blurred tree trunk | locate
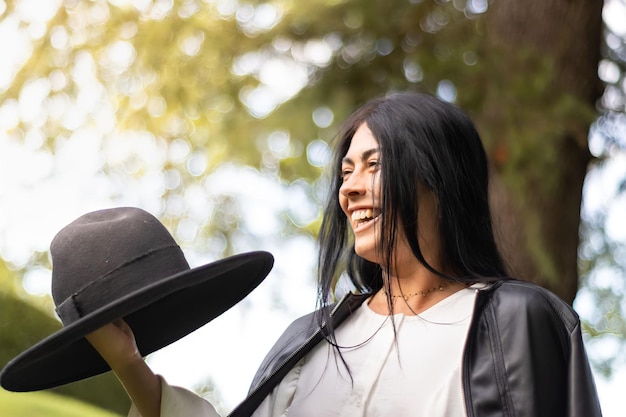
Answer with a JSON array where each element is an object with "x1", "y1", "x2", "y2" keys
[{"x1": 479, "y1": 0, "x2": 604, "y2": 304}]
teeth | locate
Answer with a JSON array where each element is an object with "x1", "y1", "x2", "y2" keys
[{"x1": 351, "y1": 209, "x2": 374, "y2": 221}]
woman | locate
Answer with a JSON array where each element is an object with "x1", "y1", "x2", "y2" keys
[{"x1": 88, "y1": 92, "x2": 602, "y2": 417}]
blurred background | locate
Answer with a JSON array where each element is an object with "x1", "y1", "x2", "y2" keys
[{"x1": 0, "y1": 0, "x2": 624, "y2": 416}]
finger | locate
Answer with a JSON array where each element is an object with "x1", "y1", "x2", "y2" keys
[{"x1": 111, "y1": 318, "x2": 137, "y2": 342}]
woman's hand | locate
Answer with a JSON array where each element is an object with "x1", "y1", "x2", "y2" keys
[
  {"x1": 86, "y1": 319, "x2": 142, "y2": 372},
  {"x1": 86, "y1": 320, "x2": 162, "y2": 417}
]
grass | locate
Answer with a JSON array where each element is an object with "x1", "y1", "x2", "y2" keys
[{"x1": 0, "y1": 388, "x2": 123, "y2": 417}]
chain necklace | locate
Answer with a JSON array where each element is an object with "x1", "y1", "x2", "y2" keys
[{"x1": 382, "y1": 282, "x2": 449, "y2": 301}]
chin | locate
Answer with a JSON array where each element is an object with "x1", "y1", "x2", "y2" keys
[{"x1": 354, "y1": 246, "x2": 380, "y2": 264}]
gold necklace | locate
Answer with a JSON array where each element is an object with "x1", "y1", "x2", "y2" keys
[{"x1": 382, "y1": 282, "x2": 449, "y2": 301}]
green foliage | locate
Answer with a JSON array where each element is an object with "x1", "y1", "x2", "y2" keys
[
  {"x1": 0, "y1": 260, "x2": 22, "y2": 296},
  {"x1": 0, "y1": 290, "x2": 130, "y2": 415},
  {"x1": 1, "y1": 0, "x2": 451, "y2": 255},
  {"x1": 0, "y1": 291, "x2": 60, "y2": 366},
  {"x1": 1, "y1": 0, "x2": 486, "y2": 176},
  {"x1": 577, "y1": 176, "x2": 626, "y2": 376},
  {"x1": 0, "y1": 388, "x2": 122, "y2": 417}
]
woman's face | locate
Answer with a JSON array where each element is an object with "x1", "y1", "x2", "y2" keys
[
  {"x1": 339, "y1": 123, "x2": 382, "y2": 262},
  {"x1": 339, "y1": 122, "x2": 442, "y2": 271}
]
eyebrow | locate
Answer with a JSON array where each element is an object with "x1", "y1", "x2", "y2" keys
[{"x1": 341, "y1": 147, "x2": 380, "y2": 165}]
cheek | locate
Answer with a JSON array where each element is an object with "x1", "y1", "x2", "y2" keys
[{"x1": 370, "y1": 172, "x2": 382, "y2": 198}]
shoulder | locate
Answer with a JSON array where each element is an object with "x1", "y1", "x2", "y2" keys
[
  {"x1": 277, "y1": 293, "x2": 368, "y2": 340},
  {"x1": 268, "y1": 310, "x2": 319, "y2": 356},
  {"x1": 478, "y1": 279, "x2": 580, "y2": 332}
]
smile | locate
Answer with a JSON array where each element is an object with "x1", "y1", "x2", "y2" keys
[{"x1": 351, "y1": 208, "x2": 381, "y2": 230}]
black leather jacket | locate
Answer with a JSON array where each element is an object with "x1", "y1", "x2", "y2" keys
[{"x1": 229, "y1": 280, "x2": 602, "y2": 417}]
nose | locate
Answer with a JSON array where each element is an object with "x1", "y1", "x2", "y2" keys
[{"x1": 339, "y1": 171, "x2": 367, "y2": 198}]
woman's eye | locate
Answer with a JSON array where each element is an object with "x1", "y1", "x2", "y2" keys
[
  {"x1": 368, "y1": 160, "x2": 380, "y2": 168},
  {"x1": 340, "y1": 169, "x2": 352, "y2": 180}
]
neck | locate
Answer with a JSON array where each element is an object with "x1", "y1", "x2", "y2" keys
[
  {"x1": 369, "y1": 270, "x2": 466, "y2": 316},
  {"x1": 382, "y1": 280, "x2": 449, "y2": 300},
  {"x1": 385, "y1": 259, "x2": 449, "y2": 293}
]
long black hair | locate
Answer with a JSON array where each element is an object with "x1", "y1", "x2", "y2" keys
[{"x1": 317, "y1": 91, "x2": 508, "y2": 326}]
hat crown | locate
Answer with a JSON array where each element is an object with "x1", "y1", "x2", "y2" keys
[{"x1": 50, "y1": 207, "x2": 189, "y2": 324}]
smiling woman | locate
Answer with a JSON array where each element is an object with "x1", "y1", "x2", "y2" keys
[{"x1": 2, "y1": 91, "x2": 603, "y2": 417}]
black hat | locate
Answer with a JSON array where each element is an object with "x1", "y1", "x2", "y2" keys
[{"x1": 0, "y1": 207, "x2": 274, "y2": 392}]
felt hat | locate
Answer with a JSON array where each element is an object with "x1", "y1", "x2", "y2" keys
[{"x1": 0, "y1": 207, "x2": 274, "y2": 392}]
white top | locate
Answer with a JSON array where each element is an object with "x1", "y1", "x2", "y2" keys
[
  {"x1": 129, "y1": 287, "x2": 478, "y2": 417},
  {"x1": 286, "y1": 287, "x2": 476, "y2": 417}
]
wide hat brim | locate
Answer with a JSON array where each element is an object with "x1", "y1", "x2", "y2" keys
[{"x1": 0, "y1": 251, "x2": 274, "y2": 392}]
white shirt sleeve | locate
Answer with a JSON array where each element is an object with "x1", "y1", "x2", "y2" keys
[
  {"x1": 126, "y1": 361, "x2": 305, "y2": 417},
  {"x1": 127, "y1": 376, "x2": 221, "y2": 417}
]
